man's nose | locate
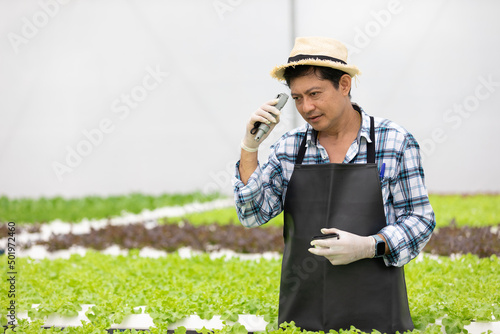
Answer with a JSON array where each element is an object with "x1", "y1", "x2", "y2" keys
[{"x1": 303, "y1": 97, "x2": 316, "y2": 113}]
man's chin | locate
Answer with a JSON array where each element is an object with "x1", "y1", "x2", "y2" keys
[{"x1": 308, "y1": 122, "x2": 325, "y2": 132}]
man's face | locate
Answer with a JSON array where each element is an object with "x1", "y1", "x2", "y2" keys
[{"x1": 290, "y1": 72, "x2": 350, "y2": 133}]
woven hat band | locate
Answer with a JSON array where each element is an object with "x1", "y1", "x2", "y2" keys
[{"x1": 287, "y1": 54, "x2": 347, "y2": 65}]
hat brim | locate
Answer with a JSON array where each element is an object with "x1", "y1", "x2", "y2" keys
[{"x1": 270, "y1": 58, "x2": 361, "y2": 82}]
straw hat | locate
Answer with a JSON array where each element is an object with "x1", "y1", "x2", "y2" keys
[{"x1": 270, "y1": 36, "x2": 361, "y2": 82}]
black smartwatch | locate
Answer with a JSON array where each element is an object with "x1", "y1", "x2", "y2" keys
[{"x1": 373, "y1": 235, "x2": 386, "y2": 258}]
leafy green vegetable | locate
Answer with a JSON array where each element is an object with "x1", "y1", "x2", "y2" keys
[
  {"x1": 163, "y1": 208, "x2": 284, "y2": 228},
  {"x1": 429, "y1": 194, "x2": 500, "y2": 227},
  {"x1": 423, "y1": 222, "x2": 500, "y2": 257},
  {"x1": 35, "y1": 221, "x2": 284, "y2": 254},
  {"x1": 0, "y1": 192, "x2": 222, "y2": 224},
  {"x1": 2, "y1": 251, "x2": 499, "y2": 333}
]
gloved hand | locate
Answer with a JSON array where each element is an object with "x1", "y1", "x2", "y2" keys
[
  {"x1": 308, "y1": 228, "x2": 376, "y2": 265},
  {"x1": 241, "y1": 98, "x2": 282, "y2": 152}
]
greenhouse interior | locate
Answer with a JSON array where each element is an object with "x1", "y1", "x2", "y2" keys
[{"x1": 1, "y1": 1, "x2": 499, "y2": 334}]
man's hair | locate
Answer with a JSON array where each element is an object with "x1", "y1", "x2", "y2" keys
[{"x1": 283, "y1": 65, "x2": 351, "y2": 98}]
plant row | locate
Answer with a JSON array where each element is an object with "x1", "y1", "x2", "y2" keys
[
  {"x1": 425, "y1": 221, "x2": 500, "y2": 258},
  {"x1": 23, "y1": 220, "x2": 500, "y2": 258},
  {"x1": 1, "y1": 251, "x2": 499, "y2": 334},
  {"x1": 33, "y1": 221, "x2": 283, "y2": 254},
  {"x1": 0, "y1": 192, "x2": 222, "y2": 224},
  {"x1": 1, "y1": 193, "x2": 499, "y2": 227}
]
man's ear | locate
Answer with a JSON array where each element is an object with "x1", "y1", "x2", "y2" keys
[{"x1": 339, "y1": 74, "x2": 352, "y2": 97}]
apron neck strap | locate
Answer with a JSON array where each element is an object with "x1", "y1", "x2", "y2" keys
[
  {"x1": 367, "y1": 116, "x2": 375, "y2": 164},
  {"x1": 296, "y1": 116, "x2": 376, "y2": 165}
]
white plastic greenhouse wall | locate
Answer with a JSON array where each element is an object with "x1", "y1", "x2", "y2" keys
[{"x1": 1, "y1": 0, "x2": 499, "y2": 198}]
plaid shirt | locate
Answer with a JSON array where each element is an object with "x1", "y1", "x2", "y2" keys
[{"x1": 233, "y1": 106, "x2": 436, "y2": 267}]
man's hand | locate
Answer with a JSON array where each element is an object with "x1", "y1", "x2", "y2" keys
[
  {"x1": 241, "y1": 98, "x2": 282, "y2": 152},
  {"x1": 308, "y1": 228, "x2": 376, "y2": 265}
]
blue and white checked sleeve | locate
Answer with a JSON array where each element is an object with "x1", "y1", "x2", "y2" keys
[
  {"x1": 232, "y1": 147, "x2": 287, "y2": 228},
  {"x1": 232, "y1": 127, "x2": 309, "y2": 228},
  {"x1": 378, "y1": 132, "x2": 436, "y2": 267}
]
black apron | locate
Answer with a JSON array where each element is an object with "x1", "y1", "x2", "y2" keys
[{"x1": 278, "y1": 116, "x2": 414, "y2": 334}]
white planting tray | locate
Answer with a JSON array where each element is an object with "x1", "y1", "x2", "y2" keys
[{"x1": 15, "y1": 304, "x2": 500, "y2": 333}]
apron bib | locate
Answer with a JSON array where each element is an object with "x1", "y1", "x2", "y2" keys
[{"x1": 278, "y1": 116, "x2": 414, "y2": 334}]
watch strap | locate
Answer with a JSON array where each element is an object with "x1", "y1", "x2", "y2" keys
[{"x1": 373, "y1": 234, "x2": 385, "y2": 258}]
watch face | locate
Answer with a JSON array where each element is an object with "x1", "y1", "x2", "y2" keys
[{"x1": 376, "y1": 241, "x2": 386, "y2": 257}]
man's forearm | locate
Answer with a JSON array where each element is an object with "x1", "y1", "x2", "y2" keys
[{"x1": 239, "y1": 149, "x2": 258, "y2": 185}]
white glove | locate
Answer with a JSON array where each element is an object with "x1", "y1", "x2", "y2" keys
[
  {"x1": 308, "y1": 228, "x2": 376, "y2": 265},
  {"x1": 241, "y1": 98, "x2": 281, "y2": 152}
]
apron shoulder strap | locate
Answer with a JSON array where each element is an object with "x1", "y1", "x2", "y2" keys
[
  {"x1": 295, "y1": 116, "x2": 376, "y2": 165},
  {"x1": 367, "y1": 116, "x2": 375, "y2": 164},
  {"x1": 296, "y1": 130, "x2": 309, "y2": 165}
]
